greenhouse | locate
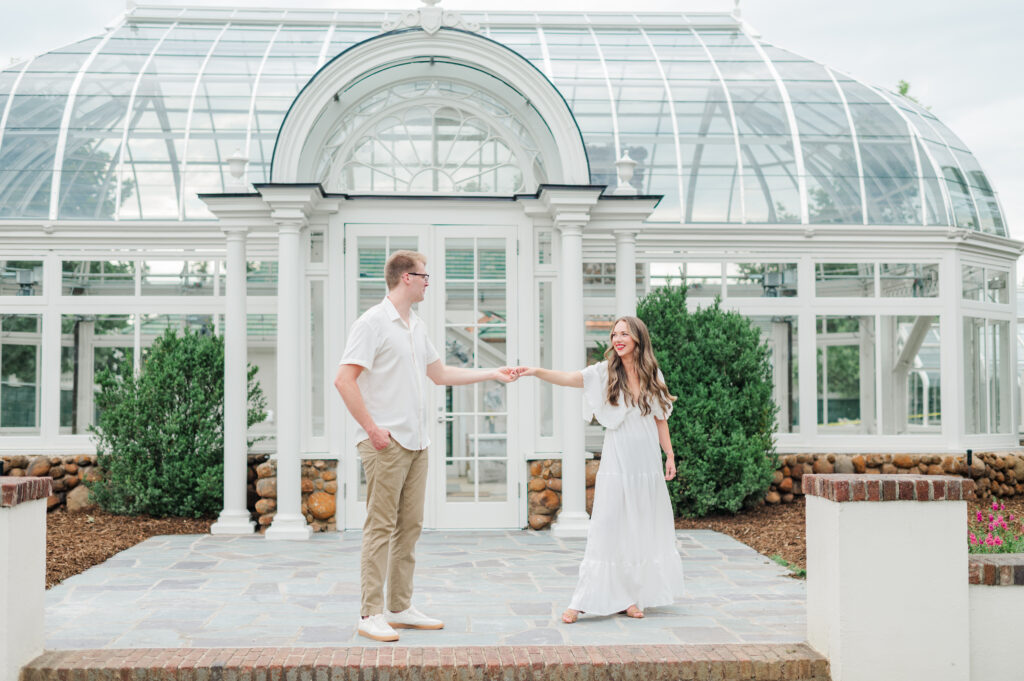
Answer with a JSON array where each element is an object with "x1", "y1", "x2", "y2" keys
[{"x1": 0, "y1": 2, "x2": 1018, "y2": 533}]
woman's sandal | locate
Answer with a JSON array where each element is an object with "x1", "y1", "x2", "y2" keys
[
  {"x1": 562, "y1": 608, "x2": 582, "y2": 624},
  {"x1": 620, "y1": 605, "x2": 644, "y2": 619}
]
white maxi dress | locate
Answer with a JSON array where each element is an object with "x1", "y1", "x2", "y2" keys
[{"x1": 567, "y1": 361, "x2": 686, "y2": 616}]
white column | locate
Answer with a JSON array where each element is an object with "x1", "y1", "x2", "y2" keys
[
  {"x1": 266, "y1": 220, "x2": 311, "y2": 540},
  {"x1": 1, "y1": 479, "x2": 50, "y2": 681},
  {"x1": 551, "y1": 222, "x2": 590, "y2": 538},
  {"x1": 211, "y1": 227, "x2": 255, "y2": 535},
  {"x1": 614, "y1": 230, "x2": 637, "y2": 317},
  {"x1": 806, "y1": 474, "x2": 969, "y2": 681}
]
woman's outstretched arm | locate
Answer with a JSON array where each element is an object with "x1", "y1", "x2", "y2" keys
[{"x1": 517, "y1": 366, "x2": 584, "y2": 388}]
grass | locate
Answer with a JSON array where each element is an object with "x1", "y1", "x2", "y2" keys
[{"x1": 769, "y1": 553, "x2": 807, "y2": 579}]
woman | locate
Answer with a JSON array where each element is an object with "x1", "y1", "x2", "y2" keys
[{"x1": 517, "y1": 316, "x2": 685, "y2": 623}]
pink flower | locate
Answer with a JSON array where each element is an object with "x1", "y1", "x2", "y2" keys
[
  {"x1": 977, "y1": 511, "x2": 984, "y2": 522},
  {"x1": 999, "y1": 503, "x2": 1005, "y2": 511},
  {"x1": 989, "y1": 514, "x2": 995, "y2": 522},
  {"x1": 992, "y1": 501, "x2": 999, "y2": 510},
  {"x1": 1010, "y1": 514, "x2": 1016, "y2": 522},
  {"x1": 970, "y1": 533, "x2": 978, "y2": 545},
  {"x1": 995, "y1": 536, "x2": 1004, "y2": 546}
]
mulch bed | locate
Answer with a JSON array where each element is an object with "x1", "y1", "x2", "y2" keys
[
  {"x1": 46, "y1": 508, "x2": 212, "y2": 589},
  {"x1": 45, "y1": 493, "x2": 1024, "y2": 588},
  {"x1": 676, "y1": 494, "x2": 1024, "y2": 574}
]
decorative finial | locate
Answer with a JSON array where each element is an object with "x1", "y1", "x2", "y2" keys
[
  {"x1": 614, "y1": 149, "x2": 638, "y2": 196},
  {"x1": 227, "y1": 149, "x2": 249, "y2": 192},
  {"x1": 382, "y1": 0, "x2": 479, "y2": 35}
]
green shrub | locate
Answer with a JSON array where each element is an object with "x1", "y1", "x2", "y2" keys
[
  {"x1": 638, "y1": 285, "x2": 777, "y2": 517},
  {"x1": 87, "y1": 328, "x2": 267, "y2": 517}
]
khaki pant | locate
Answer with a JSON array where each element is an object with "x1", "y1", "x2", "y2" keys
[{"x1": 357, "y1": 436, "x2": 428, "y2": 616}]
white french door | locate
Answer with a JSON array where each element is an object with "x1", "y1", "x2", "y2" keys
[{"x1": 340, "y1": 224, "x2": 520, "y2": 529}]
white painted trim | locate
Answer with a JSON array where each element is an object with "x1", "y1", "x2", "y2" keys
[
  {"x1": 825, "y1": 67, "x2": 869, "y2": 226},
  {"x1": 873, "y1": 87, "x2": 958, "y2": 229},
  {"x1": 748, "y1": 33, "x2": 808, "y2": 225},
  {"x1": 113, "y1": 23, "x2": 177, "y2": 222},
  {"x1": 535, "y1": 25, "x2": 553, "y2": 79},
  {"x1": 271, "y1": 30, "x2": 589, "y2": 185},
  {"x1": 637, "y1": 26, "x2": 685, "y2": 224},
  {"x1": 244, "y1": 24, "x2": 283, "y2": 161},
  {"x1": 690, "y1": 28, "x2": 746, "y2": 223},
  {"x1": 0, "y1": 59, "x2": 32, "y2": 162},
  {"x1": 585, "y1": 24, "x2": 621, "y2": 161},
  {"x1": 316, "y1": 19, "x2": 337, "y2": 69},
  {"x1": 177, "y1": 23, "x2": 232, "y2": 221},
  {"x1": 49, "y1": 28, "x2": 118, "y2": 221}
]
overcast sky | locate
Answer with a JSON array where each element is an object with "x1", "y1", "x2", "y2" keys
[{"x1": 2, "y1": 0, "x2": 1021, "y2": 238}]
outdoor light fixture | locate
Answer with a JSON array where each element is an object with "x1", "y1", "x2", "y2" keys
[
  {"x1": 16, "y1": 268, "x2": 36, "y2": 296},
  {"x1": 762, "y1": 271, "x2": 782, "y2": 297}
]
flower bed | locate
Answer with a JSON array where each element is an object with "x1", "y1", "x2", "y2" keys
[{"x1": 968, "y1": 499, "x2": 1024, "y2": 552}]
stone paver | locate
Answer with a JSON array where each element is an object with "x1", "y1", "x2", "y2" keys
[{"x1": 44, "y1": 530, "x2": 806, "y2": 648}]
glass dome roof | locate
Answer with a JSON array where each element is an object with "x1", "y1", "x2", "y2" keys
[{"x1": 0, "y1": 6, "x2": 1005, "y2": 234}]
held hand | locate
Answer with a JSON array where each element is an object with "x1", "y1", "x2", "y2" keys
[
  {"x1": 665, "y1": 457, "x2": 676, "y2": 481},
  {"x1": 515, "y1": 366, "x2": 538, "y2": 377},
  {"x1": 369, "y1": 425, "x2": 391, "y2": 451},
  {"x1": 494, "y1": 367, "x2": 519, "y2": 383}
]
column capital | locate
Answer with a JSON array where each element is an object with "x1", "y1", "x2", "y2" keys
[
  {"x1": 221, "y1": 225, "x2": 249, "y2": 240},
  {"x1": 274, "y1": 219, "x2": 306, "y2": 235},
  {"x1": 614, "y1": 228, "x2": 638, "y2": 242}
]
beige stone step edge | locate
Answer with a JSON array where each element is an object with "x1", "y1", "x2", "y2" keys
[{"x1": 22, "y1": 644, "x2": 829, "y2": 681}]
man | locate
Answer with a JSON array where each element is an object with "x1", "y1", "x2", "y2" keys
[{"x1": 334, "y1": 250, "x2": 516, "y2": 642}]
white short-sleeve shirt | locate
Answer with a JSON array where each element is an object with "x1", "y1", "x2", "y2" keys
[{"x1": 340, "y1": 297, "x2": 440, "y2": 450}]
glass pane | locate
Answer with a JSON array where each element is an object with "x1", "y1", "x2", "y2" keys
[
  {"x1": 62, "y1": 260, "x2": 135, "y2": 296},
  {"x1": 815, "y1": 263, "x2": 875, "y2": 297},
  {"x1": 817, "y1": 316, "x2": 876, "y2": 433},
  {"x1": 748, "y1": 316, "x2": 799, "y2": 433},
  {"x1": 309, "y1": 232, "x2": 324, "y2": 263},
  {"x1": 650, "y1": 262, "x2": 720, "y2": 296},
  {"x1": 310, "y1": 280, "x2": 325, "y2": 438},
  {"x1": 0, "y1": 261, "x2": 43, "y2": 296},
  {"x1": 141, "y1": 260, "x2": 216, "y2": 296},
  {"x1": 537, "y1": 281, "x2": 553, "y2": 437},
  {"x1": 963, "y1": 317, "x2": 987, "y2": 434},
  {"x1": 881, "y1": 316, "x2": 941, "y2": 433},
  {"x1": 446, "y1": 459, "x2": 475, "y2": 502},
  {"x1": 537, "y1": 230, "x2": 553, "y2": 265},
  {"x1": 478, "y1": 238, "x2": 506, "y2": 279},
  {"x1": 726, "y1": 263, "x2": 798, "y2": 298},
  {"x1": 879, "y1": 264, "x2": 939, "y2": 298},
  {"x1": 246, "y1": 261, "x2": 278, "y2": 296},
  {"x1": 986, "y1": 269, "x2": 1009, "y2": 305},
  {"x1": 357, "y1": 237, "x2": 386, "y2": 279},
  {"x1": 991, "y1": 320, "x2": 1010, "y2": 433},
  {"x1": 1, "y1": 314, "x2": 41, "y2": 431},
  {"x1": 961, "y1": 265, "x2": 984, "y2": 302},
  {"x1": 476, "y1": 460, "x2": 507, "y2": 502},
  {"x1": 446, "y1": 238, "x2": 474, "y2": 280}
]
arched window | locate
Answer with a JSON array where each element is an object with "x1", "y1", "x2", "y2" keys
[{"x1": 315, "y1": 79, "x2": 547, "y2": 194}]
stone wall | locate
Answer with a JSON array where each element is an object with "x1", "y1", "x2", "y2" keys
[
  {"x1": 524, "y1": 450, "x2": 1024, "y2": 528},
  {"x1": 767, "y1": 452, "x2": 1024, "y2": 504},
  {"x1": 0, "y1": 455, "x2": 101, "y2": 512},
  {"x1": 526, "y1": 457, "x2": 599, "y2": 530},
  {"x1": 248, "y1": 456, "x2": 338, "y2": 532}
]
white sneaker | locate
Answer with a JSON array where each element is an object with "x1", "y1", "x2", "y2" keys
[
  {"x1": 357, "y1": 613, "x2": 399, "y2": 642},
  {"x1": 387, "y1": 605, "x2": 444, "y2": 630}
]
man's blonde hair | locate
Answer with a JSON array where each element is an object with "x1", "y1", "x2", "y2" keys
[{"x1": 385, "y1": 250, "x2": 427, "y2": 290}]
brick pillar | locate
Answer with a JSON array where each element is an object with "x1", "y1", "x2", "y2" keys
[
  {"x1": 1, "y1": 477, "x2": 52, "y2": 681},
  {"x1": 804, "y1": 474, "x2": 971, "y2": 681}
]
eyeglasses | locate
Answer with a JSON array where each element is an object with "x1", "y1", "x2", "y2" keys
[{"x1": 407, "y1": 272, "x2": 430, "y2": 283}]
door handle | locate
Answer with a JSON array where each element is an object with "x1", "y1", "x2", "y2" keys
[{"x1": 437, "y1": 415, "x2": 455, "y2": 423}]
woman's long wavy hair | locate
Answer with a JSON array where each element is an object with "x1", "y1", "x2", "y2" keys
[{"x1": 604, "y1": 316, "x2": 676, "y2": 416}]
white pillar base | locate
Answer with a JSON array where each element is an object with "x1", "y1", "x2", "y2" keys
[
  {"x1": 264, "y1": 514, "x2": 312, "y2": 541},
  {"x1": 210, "y1": 510, "x2": 255, "y2": 535},
  {"x1": 1, "y1": 494, "x2": 47, "y2": 681},
  {"x1": 550, "y1": 510, "x2": 590, "y2": 538}
]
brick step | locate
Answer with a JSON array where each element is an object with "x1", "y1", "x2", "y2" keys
[{"x1": 23, "y1": 644, "x2": 829, "y2": 681}]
